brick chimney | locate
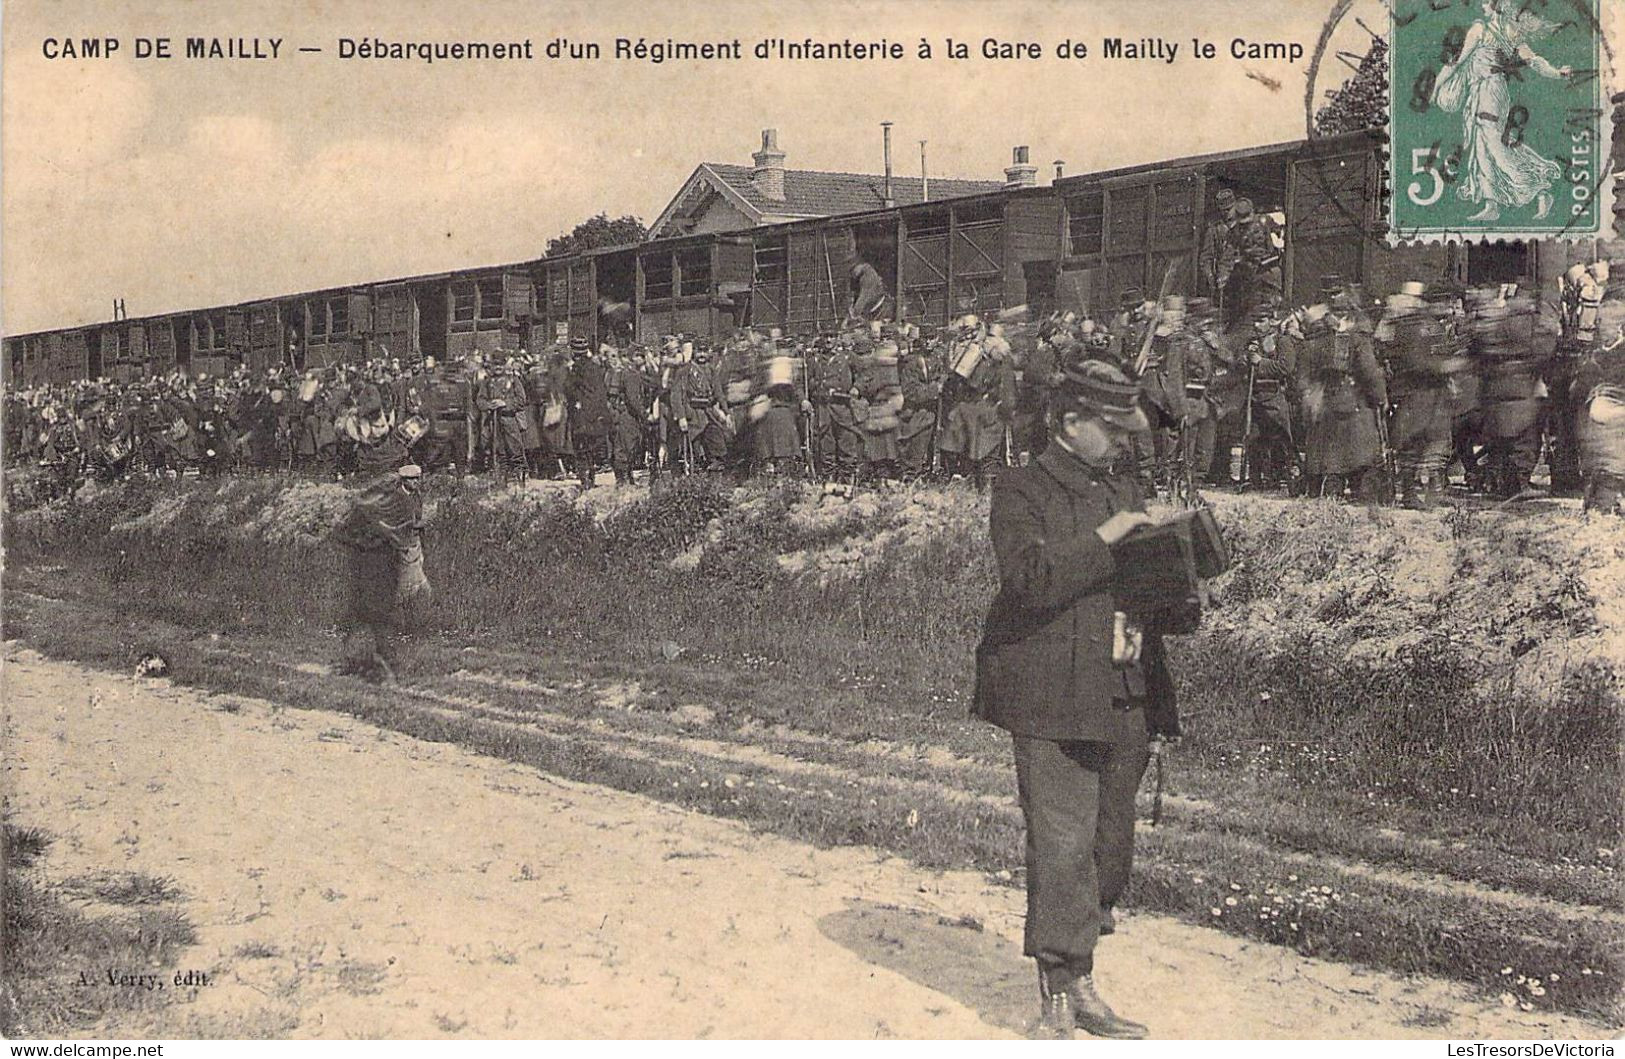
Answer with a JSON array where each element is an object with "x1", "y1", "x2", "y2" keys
[
  {"x1": 751, "y1": 129, "x2": 787, "y2": 202},
  {"x1": 1004, "y1": 146, "x2": 1038, "y2": 188}
]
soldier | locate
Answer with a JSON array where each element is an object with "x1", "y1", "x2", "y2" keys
[
  {"x1": 605, "y1": 346, "x2": 652, "y2": 485},
  {"x1": 974, "y1": 359, "x2": 1172, "y2": 1040},
  {"x1": 516, "y1": 351, "x2": 548, "y2": 477},
  {"x1": 850, "y1": 333, "x2": 902, "y2": 482},
  {"x1": 644, "y1": 339, "x2": 681, "y2": 484},
  {"x1": 718, "y1": 337, "x2": 758, "y2": 476},
  {"x1": 808, "y1": 337, "x2": 862, "y2": 481},
  {"x1": 1180, "y1": 299, "x2": 1224, "y2": 487},
  {"x1": 531, "y1": 346, "x2": 575, "y2": 478},
  {"x1": 1295, "y1": 282, "x2": 1387, "y2": 499},
  {"x1": 1549, "y1": 262, "x2": 1609, "y2": 495},
  {"x1": 1197, "y1": 187, "x2": 1239, "y2": 311},
  {"x1": 847, "y1": 259, "x2": 891, "y2": 325},
  {"x1": 1132, "y1": 296, "x2": 1190, "y2": 497},
  {"x1": 565, "y1": 338, "x2": 612, "y2": 488},
  {"x1": 1015, "y1": 327, "x2": 1061, "y2": 464},
  {"x1": 474, "y1": 353, "x2": 530, "y2": 482},
  {"x1": 1571, "y1": 281, "x2": 1625, "y2": 513},
  {"x1": 1470, "y1": 287, "x2": 1548, "y2": 499},
  {"x1": 1236, "y1": 306, "x2": 1298, "y2": 489},
  {"x1": 419, "y1": 357, "x2": 468, "y2": 475},
  {"x1": 752, "y1": 336, "x2": 805, "y2": 476},
  {"x1": 1107, "y1": 288, "x2": 1150, "y2": 370},
  {"x1": 1376, "y1": 282, "x2": 1470, "y2": 508},
  {"x1": 331, "y1": 463, "x2": 427, "y2": 683},
  {"x1": 40, "y1": 399, "x2": 85, "y2": 492},
  {"x1": 672, "y1": 342, "x2": 730, "y2": 472},
  {"x1": 898, "y1": 329, "x2": 944, "y2": 479},
  {"x1": 938, "y1": 315, "x2": 1016, "y2": 490},
  {"x1": 1223, "y1": 198, "x2": 1283, "y2": 329}
]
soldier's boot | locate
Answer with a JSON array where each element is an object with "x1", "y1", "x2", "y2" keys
[
  {"x1": 1073, "y1": 975, "x2": 1148, "y2": 1039},
  {"x1": 1490, "y1": 463, "x2": 1520, "y2": 500},
  {"x1": 1032, "y1": 966, "x2": 1076, "y2": 1041},
  {"x1": 1396, "y1": 463, "x2": 1421, "y2": 509},
  {"x1": 1584, "y1": 474, "x2": 1625, "y2": 514}
]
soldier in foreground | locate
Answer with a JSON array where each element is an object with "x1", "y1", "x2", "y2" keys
[
  {"x1": 331, "y1": 463, "x2": 428, "y2": 683},
  {"x1": 974, "y1": 360, "x2": 1178, "y2": 1040}
]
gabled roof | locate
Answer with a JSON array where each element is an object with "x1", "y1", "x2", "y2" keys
[
  {"x1": 650, "y1": 162, "x2": 1003, "y2": 236},
  {"x1": 707, "y1": 163, "x2": 1002, "y2": 215}
]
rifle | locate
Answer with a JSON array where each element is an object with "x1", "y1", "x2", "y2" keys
[
  {"x1": 929, "y1": 383, "x2": 946, "y2": 476},
  {"x1": 1374, "y1": 406, "x2": 1398, "y2": 505},
  {"x1": 1239, "y1": 359, "x2": 1256, "y2": 486},
  {"x1": 801, "y1": 406, "x2": 819, "y2": 478}
]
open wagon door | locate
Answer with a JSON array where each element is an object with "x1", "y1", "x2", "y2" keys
[{"x1": 1286, "y1": 148, "x2": 1371, "y2": 305}]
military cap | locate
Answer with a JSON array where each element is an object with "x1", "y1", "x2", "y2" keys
[
  {"x1": 1052, "y1": 360, "x2": 1150, "y2": 433},
  {"x1": 1119, "y1": 287, "x2": 1144, "y2": 308},
  {"x1": 398, "y1": 464, "x2": 423, "y2": 480},
  {"x1": 1213, "y1": 187, "x2": 1237, "y2": 207}
]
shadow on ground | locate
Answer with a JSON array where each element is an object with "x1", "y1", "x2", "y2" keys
[{"x1": 817, "y1": 899, "x2": 1034, "y2": 1036}]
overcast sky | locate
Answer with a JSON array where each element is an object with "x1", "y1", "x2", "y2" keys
[{"x1": 5, "y1": 0, "x2": 1612, "y2": 335}]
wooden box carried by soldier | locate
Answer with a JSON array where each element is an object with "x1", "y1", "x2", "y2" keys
[{"x1": 1109, "y1": 507, "x2": 1230, "y2": 622}]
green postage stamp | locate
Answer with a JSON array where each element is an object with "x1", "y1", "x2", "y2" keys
[{"x1": 1388, "y1": 0, "x2": 1612, "y2": 243}]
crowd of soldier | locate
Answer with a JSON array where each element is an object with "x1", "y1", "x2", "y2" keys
[{"x1": 6, "y1": 259, "x2": 1623, "y2": 513}]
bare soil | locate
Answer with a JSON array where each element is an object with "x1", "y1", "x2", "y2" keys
[{"x1": 3, "y1": 645, "x2": 1610, "y2": 1039}]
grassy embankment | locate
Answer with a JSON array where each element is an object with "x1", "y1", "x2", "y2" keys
[{"x1": 5, "y1": 474, "x2": 1622, "y2": 1022}]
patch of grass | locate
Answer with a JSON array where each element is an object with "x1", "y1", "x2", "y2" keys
[
  {"x1": 233, "y1": 941, "x2": 282, "y2": 960},
  {"x1": 1401, "y1": 1005, "x2": 1456, "y2": 1029},
  {"x1": 333, "y1": 960, "x2": 388, "y2": 997},
  {"x1": 2, "y1": 852, "x2": 196, "y2": 1037},
  {"x1": 60, "y1": 871, "x2": 185, "y2": 906},
  {"x1": 5, "y1": 823, "x2": 52, "y2": 868}
]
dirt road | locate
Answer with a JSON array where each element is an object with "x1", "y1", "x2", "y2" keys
[{"x1": 3, "y1": 645, "x2": 1606, "y2": 1039}]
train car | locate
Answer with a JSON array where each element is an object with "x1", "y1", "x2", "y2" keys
[
  {"x1": 730, "y1": 185, "x2": 1059, "y2": 336},
  {"x1": 1050, "y1": 130, "x2": 1589, "y2": 316},
  {"x1": 4, "y1": 333, "x2": 53, "y2": 389},
  {"x1": 630, "y1": 234, "x2": 747, "y2": 344}
]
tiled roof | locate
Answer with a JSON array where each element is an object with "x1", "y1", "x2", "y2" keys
[{"x1": 706, "y1": 164, "x2": 1004, "y2": 215}]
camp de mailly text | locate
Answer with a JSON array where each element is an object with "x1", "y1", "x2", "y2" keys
[{"x1": 37, "y1": 35, "x2": 1306, "y2": 64}]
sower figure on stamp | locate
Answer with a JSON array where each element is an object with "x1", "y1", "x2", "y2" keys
[
  {"x1": 331, "y1": 464, "x2": 428, "y2": 684},
  {"x1": 974, "y1": 360, "x2": 1179, "y2": 1040},
  {"x1": 1430, "y1": 0, "x2": 1571, "y2": 223}
]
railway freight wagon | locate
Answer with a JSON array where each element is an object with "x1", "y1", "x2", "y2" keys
[
  {"x1": 733, "y1": 186, "x2": 1062, "y2": 335},
  {"x1": 1050, "y1": 130, "x2": 1592, "y2": 316}
]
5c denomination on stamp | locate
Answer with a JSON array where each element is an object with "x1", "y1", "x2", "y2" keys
[{"x1": 1388, "y1": 0, "x2": 1610, "y2": 243}]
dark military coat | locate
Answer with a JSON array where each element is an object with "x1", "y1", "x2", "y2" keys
[
  {"x1": 1296, "y1": 322, "x2": 1387, "y2": 475},
  {"x1": 566, "y1": 357, "x2": 612, "y2": 438},
  {"x1": 974, "y1": 445, "x2": 1179, "y2": 743}
]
